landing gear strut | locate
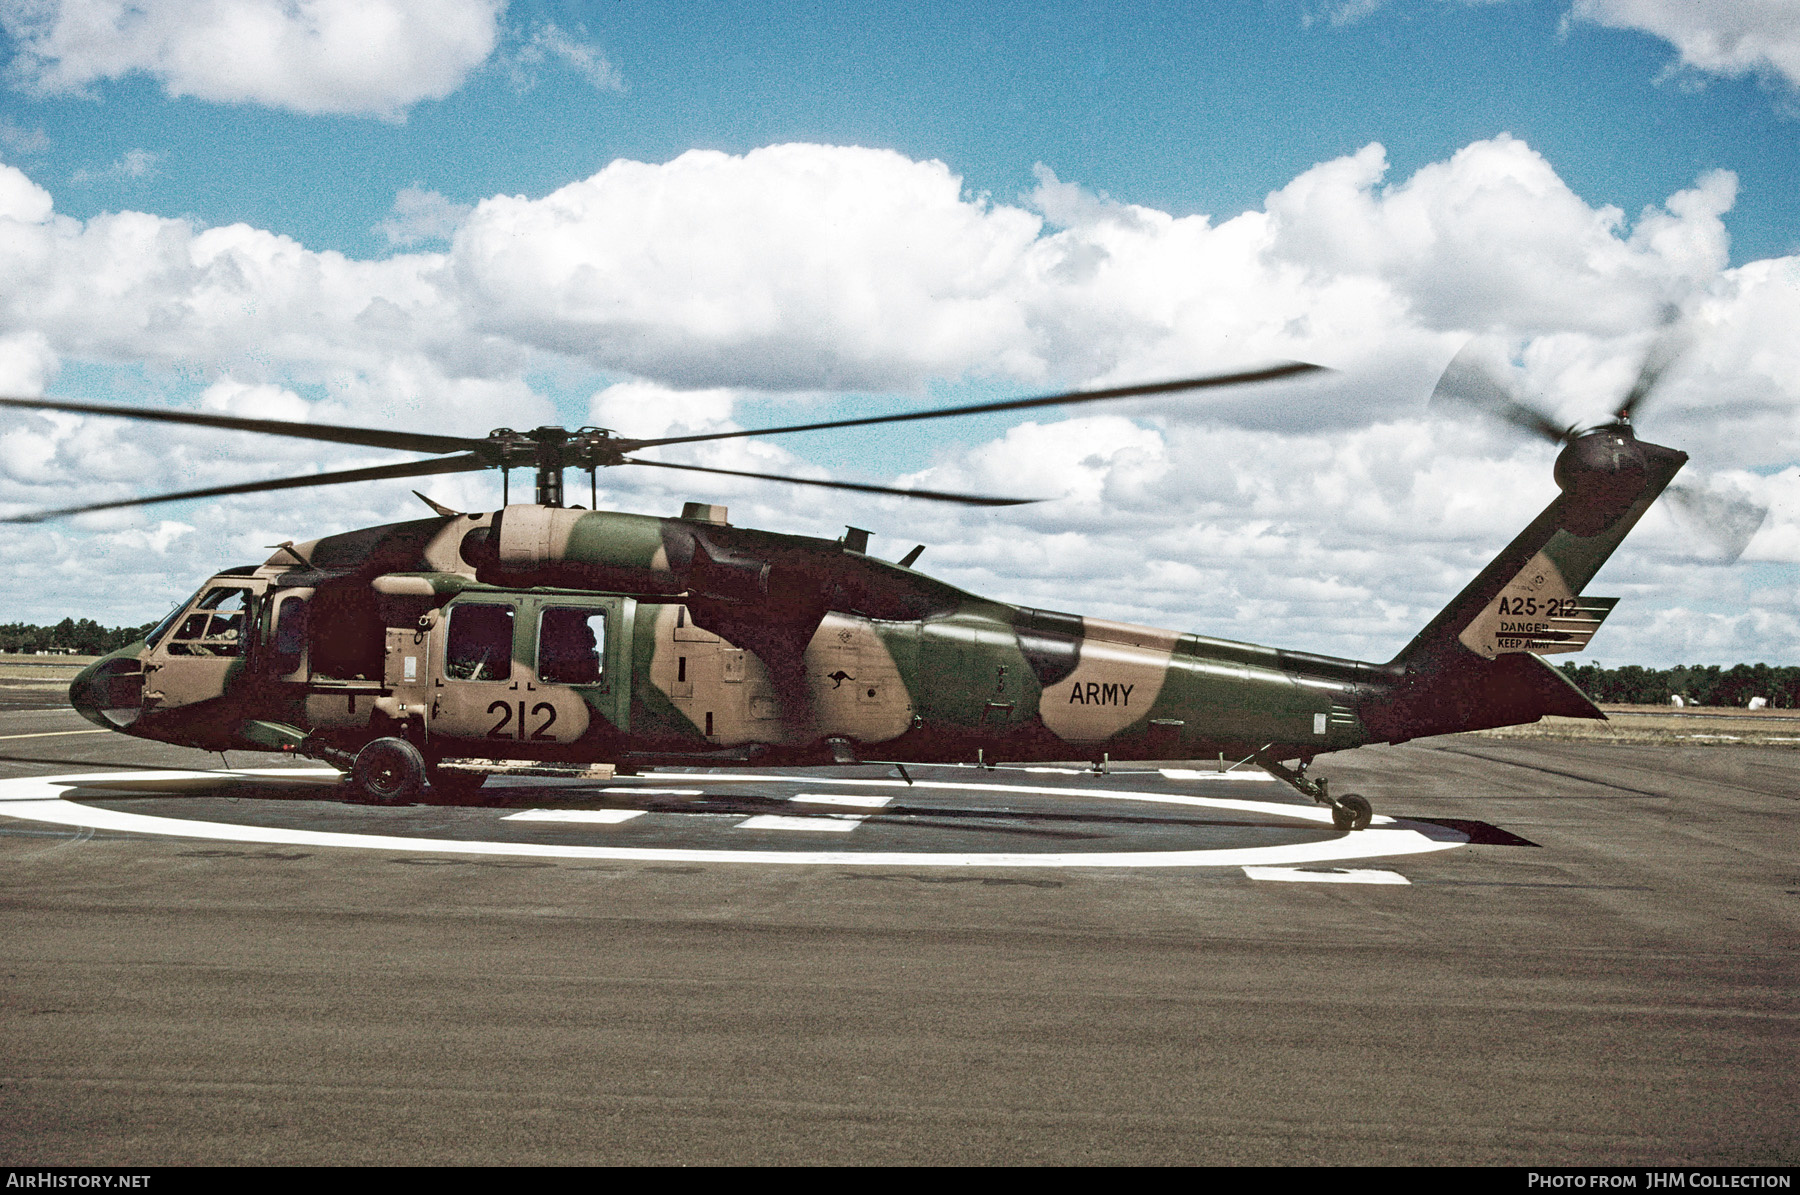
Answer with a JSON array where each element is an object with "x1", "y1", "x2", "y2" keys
[{"x1": 1253, "y1": 750, "x2": 1373, "y2": 831}]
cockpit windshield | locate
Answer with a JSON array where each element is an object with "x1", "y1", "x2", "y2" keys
[
  {"x1": 151, "y1": 584, "x2": 253, "y2": 656},
  {"x1": 144, "y1": 595, "x2": 197, "y2": 649}
]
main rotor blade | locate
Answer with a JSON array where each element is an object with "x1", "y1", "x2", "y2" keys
[
  {"x1": 0, "y1": 395, "x2": 487, "y2": 456},
  {"x1": 1429, "y1": 347, "x2": 1572, "y2": 445},
  {"x1": 1663, "y1": 479, "x2": 1768, "y2": 564},
  {"x1": 620, "y1": 458, "x2": 1037, "y2": 506},
  {"x1": 620, "y1": 362, "x2": 1329, "y2": 451},
  {"x1": 1, "y1": 453, "x2": 489, "y2": 524}
]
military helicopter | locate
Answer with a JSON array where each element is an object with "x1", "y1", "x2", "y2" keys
[{"x1": 1, "y1": 345, "x2": 1758, "y2": 830}]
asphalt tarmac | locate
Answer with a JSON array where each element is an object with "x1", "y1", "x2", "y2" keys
[{"x1": 1, "y1": 701, "x2": 1795, "y2": 1165}]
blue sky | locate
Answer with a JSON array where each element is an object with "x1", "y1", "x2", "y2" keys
[
  {"x1": 0, "y1": 0, "x2": 1796, "y2": 666},
  {"x1": 16, "y1": 1, "x2": 1799, "y2": 264}
]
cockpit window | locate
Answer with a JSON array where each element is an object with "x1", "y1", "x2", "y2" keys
[
  {"x1": 143, "y1": 602, "x2": 186, "y2": 650},
  {"x1": 165, "y1": 586, "x2": 251, "y2": 657}
]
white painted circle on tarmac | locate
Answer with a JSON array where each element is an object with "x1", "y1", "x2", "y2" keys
[{"x1": 0, "y1": 769, "x2": 1467, "y2": 868}]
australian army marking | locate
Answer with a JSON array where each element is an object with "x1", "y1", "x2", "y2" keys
[{"x1": 1069, "y1": 681, "x2": 1134, "y2": 706}]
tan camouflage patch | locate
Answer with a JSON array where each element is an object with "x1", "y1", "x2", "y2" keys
[
  {"x1": 422, "y1": 511, "x2": 492, "y2": 575},
  {"x1": 496, "y1": 504, "x2": 583, "y2": 570},
  {"x1": 804, "y1": 613, "x2": 913, "y2": 746},
  {"x1": 1040, "y1": 638, "x2": 1171, "y2": 744},
  {"x1": 647, "y1": 604, "x2": 786, "y2": 745},
  {"x1": 1081, "y1": 617, "x2": 1182, "y2": 652}
]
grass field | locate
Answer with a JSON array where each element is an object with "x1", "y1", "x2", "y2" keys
[
  {"x1": 0, "y1": 653, "x2": 96, "y2": 695},
  {"x1": 1461, "y1": 704, "x2": 1800, "y2": 748}
]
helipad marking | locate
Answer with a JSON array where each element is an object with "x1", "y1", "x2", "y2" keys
[
  {"x1": 1243, "y1": 866, "x2": 1411, "y2": 885},
  {"x1": 0, "y1": 770, "x2": 1466, "y2": 869},
  {"x1": 504, "y1": 809, "x2": 645, "y2": 824},
  {"x1": 641, "y1": 772, "x2": 1383, "y2": 824},
  {"x1": 1160, "y1": 768, "x2": 1276, "y2": 782},
  {"x1": 0, "y1": 729, "x2": 111, "y2": 741},
  {"x1": 789, "y1": 793, "x2": 893, "y2": 809},
  {"x1": 737, "y1": 813, "x2": 866, "y2": 832}
]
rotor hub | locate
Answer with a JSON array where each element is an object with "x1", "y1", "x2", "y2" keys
[
  {"x1": 479, "y1": 426, "x2": 632, "y2": 506},
  {"x1": 1554, "y1": 424, "x2": 1653, "y2": 535}
]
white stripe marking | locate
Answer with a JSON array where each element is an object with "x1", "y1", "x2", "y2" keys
[
  {"x1": 736, "y1": 814, "x2": 866, "y2": 832},
  {"x1": 1243, "y1": 866, "x2": 1411, "y2": 885},
  {"x1": 0, "y1": 770, "x2": 1465, "y2": 868},
  {"x1": 0, "y1": 729, "x2": 111, "y2": 741},
  {"x1": 503, "y1": 809, "x2": 644, "y2": 824},
  {"x1": 643, "y1": 772, "x2": 1383, "y2": 823},
  {"x1": 788, "y1": 793, "x2": 893, "y2": 809},
  {"x1": 1159, "y1": 768, "x2": 1276, "y2": 782},
  {"x1": 598, "y1": 787, "x2": 704, "y2": 796}
]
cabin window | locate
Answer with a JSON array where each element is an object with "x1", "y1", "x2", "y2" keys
[
  {"x1": 165, "y1": 586, "x2": 251, "y2": 657},
  {"x1": 537, "y1": 607, "x2": 606, "y2": 685},
  {"x1": 445, "y1": 603, "x2": 514, "y2": 682},
  {"x1": 270, "y1": 595, "x2": 309, "y2": 673},
  {"x1": 307, "y1": 583, "x2": 384, "y2": 681}
]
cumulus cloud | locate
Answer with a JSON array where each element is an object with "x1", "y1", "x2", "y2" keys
[
  {"x1": 1571, "y1": 0, "x2": 1800, "y2": 92},
  {"x1": 451, "y1": 144, "x2": 1045, "y2": 391},
  {"x1": 588, "y1": 381, "x2": 737, "y2": 441},
  {"x1": 0, "y1": 160, "x2": 53, "y2": 222},
  {"x1": 1263, "y1": 138, "x2": 1732, "y2": 333},
  {"x1": 0, "y1": 118, "x2": 49, "y2": 155},
  {"x1": 0, "y1": 138, "x2": 1794, "y2": 664},
  {"x1": 499, "y1": 20, "x2": 625, "y2": 93},
  {"x1": 374, "y1": 186, "x2": 472, "y2": 248},
  {"x1": 1314, "y1": 3, "x2": 1800, "y2": 108},
  {"x1": 70, "y1": 147, "x2": 159, "y2": 185},
  {"x1": 0, "y1": 0, "x2": 503, "y2": 118}
]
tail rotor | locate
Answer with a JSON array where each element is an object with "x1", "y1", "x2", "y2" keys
[{"x1": 1428, "y1": 324, "x2": 1766, "y2": 562}]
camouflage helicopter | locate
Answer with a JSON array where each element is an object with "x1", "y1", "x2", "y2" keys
[{"x1": 1, "y1": 348, "x2": 1759, "y2": 830}]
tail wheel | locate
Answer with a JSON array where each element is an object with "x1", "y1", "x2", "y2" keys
[
  {"x1": 1333, "y1": 793, "x2": 1373, "y2": 832},
  {"x1": 351, "y1": 737, "x2": 425, "y2": 804}
]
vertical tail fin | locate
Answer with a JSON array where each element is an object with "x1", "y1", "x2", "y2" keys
[{"x1": 1361, "y1": 431, "x2": 1686, "y2": 742}]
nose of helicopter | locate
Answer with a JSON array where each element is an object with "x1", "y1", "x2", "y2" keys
[
  {"x1": 69, "y1": 660, "x2": 106, "y2": 727},
  {"x1": 69, "y1": 654, "x2": 144, "y2": 728}
]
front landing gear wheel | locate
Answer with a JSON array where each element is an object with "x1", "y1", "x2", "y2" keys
[
  {"x1": 351, "y1": 737, "x2": 424, "y2": 804},
  {"x1": 1332, "y1": 793, "x2": 1372, "y2": 832}
]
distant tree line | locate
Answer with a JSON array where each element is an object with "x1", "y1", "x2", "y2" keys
[
  {"x1": 1557, "y1": 662, "x2": 1800, "y2": 708},
  {"x1": 0, "y1": 619, "x2": 159, "y2": 656}
]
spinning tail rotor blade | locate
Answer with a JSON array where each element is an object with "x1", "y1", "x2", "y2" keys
[
  {"x1": 1663, "y1": 479, "x2": 1768, "y2": 563},
  {"x1": 1429, "y1": 344, "x2": 1572, "y2": 445},
  {"x1": 1, "y1": 453, "x2": 489, "y2": 524},
  {"x1": 1615, "y1": 319, "x2": 1692, "y2": 423}
]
